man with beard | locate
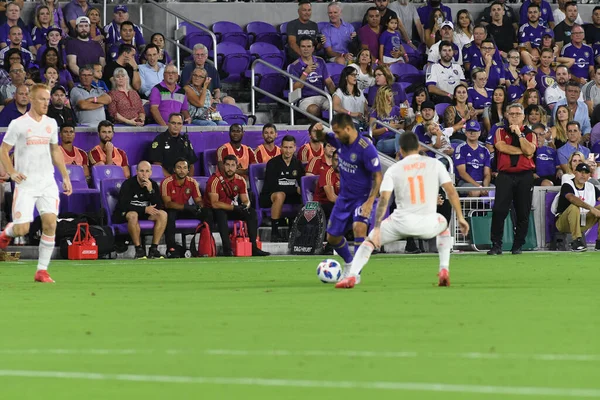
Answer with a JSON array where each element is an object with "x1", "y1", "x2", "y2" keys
[
  {"x1": 484, "y1": 1, "x2": 518, "y2": 59},
  {"x1": 519, "y1": 0, "x2": 554, "y2": 28},
  {"x1": 561, "y1": 25, "x2": 594, "y2": 85},
  {"x1": 0, "y1": 83, "x2": 29, "y2": 126},
  {"x1": 545, "y1": 65, "x2": 583, "y2": 110},
  {"x1": 584, "y1": 6, "x2": 600, "y2": 45},
  {"x1": 254, "y1": 123, "x2": 281, "y2": 164},
  {"x1": 69, "y1": 65, "x2": 111, "y2": 126},
  {"x1": 306, "y1": 142, "x2": 335, "y2": 176},
  {"x1": 148, "y1": 113, "x2": 198, "y2": 177},
  {"x1": 216, "y1": 124, "x2": 257, "y2": 178},
  {"x1": 313, "y1": 149, "x2": 340, "y2": 219},
  {"x1": 518, "y1": 3, "x2": 546, "y2": 58},
  {"x1": 297, "y1": 122, "x2": 324, "y2": 163},
  {"x1": 88, "y1": 120, "x2": 130, "y2": 178},
  {"x1": 58, "y1": 123, "x2": 89, "y2": 182},
  {"x1": 104, "y1": 5, "x2": 145, "y2": 51},
  {"x1": 427, "y1": 21, "x2": 461, "y2": 66},
  {"x1": 554, "y1": 1, "x2": 579, "y2": 48},
  {"x1": 426, "y1": 41, "x2": 466, "y2": 104},
  {"x1": 417, "y1": 0, "x2": 452, "y2": 27},
  {"x1": 161, "y1": 158, "x2": 213, "y2": 258},
  {"x1": 205, "y1": 154, "x2": 269, "y2": 257},
  {"x1": 260, "y1": 135, "x2": 305, "y2": 241},
  {"x1": 47, "y1": 85, "x2": 76, "y2": 126},
  {"x1": 149, "y1": 64, "x2": 191, "y2": 126},
  {"x1": 65, "y1": 16, "x2": 105, "y2": 79}
]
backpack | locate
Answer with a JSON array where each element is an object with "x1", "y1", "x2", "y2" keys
[
  {"x1": 190, "y1": 222, "x2": 217, "y2": 257},
  {"x1": 288, "y1": 201, "x2": 327, "y2": 255}
]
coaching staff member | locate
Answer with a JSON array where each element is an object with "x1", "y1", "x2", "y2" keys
[
  {"x1": 488, "y1": 103, "x2": 537, "y2": 255},
  {"x1": 148, "y1": 113, "x2": 198, "y2": 177}
]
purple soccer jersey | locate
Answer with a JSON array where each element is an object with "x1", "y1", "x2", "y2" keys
[
  {"x1": 535, "y1": 145, "x2": 559, "y2": 177},
  {"x1": 519, "y1": 23, "x2": 545, "y2": 48},
  {"x1": 561, "y1": 43, "x2": 594, "y2": 80},
  {"x1": 288, "y1": 56, "x2": 330, "y2": 98},
  {"x1": 454, "y1": 142, "x2": 491, "y2": 182}
]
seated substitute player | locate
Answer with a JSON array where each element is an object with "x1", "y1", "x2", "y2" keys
[
  {"x1": 216, "y1": 123, "x2": 257, "y2": 178},
  {"x1": 312, "y1": 149, "x2": 340, "y2": 219},
  {"x1": 297, "y1": 122, "x2": 324, "y2": 163},
  {"x1": 89, "y1": 120, "x2": 131, "y2": 178},
  {"x1": 114, "y1": 160, "x2": 167, "y2": 259},
  {"x1": 160, "y1": 158, "x2": 214, "y2": 258},
  {"x1": 205, "y1": 155, "x2": 269, "y2": 257},
  {"x1": 259, "y1": 135, "x2": 305, "y2": 242},
  {"x1": 58, "y1": 122, "x2": 90, "y2": 184},
  {"x1": 336, "y1": 131, "x2": 470, "y2": 289},
  {"x1": 554, "y1": 162, "x2": 600, "y2": 252},
  {"x1": 0, "y1": 83, "x2": 73, "y2": 283},
  {"x1": 254, "y1": 123, "x2": 281, "y2": 164},
  {"x1": 305, "y1": 142, "x2": 335, "y2": 176},
  {"x1": 314, "y1": 114, "x2": 382, "y2": 279}
]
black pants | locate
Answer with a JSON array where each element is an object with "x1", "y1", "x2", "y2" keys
[
  {"x1": 165, "y1": 208, "x2": 214, "y2": 249},
  {"x1": 490, "y1": 170, "x2": 534, "y2": 247},
  {"x1": 212, "y1": 208, "x2": 259, "y2": 252}
]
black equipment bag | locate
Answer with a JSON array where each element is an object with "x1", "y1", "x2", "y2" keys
[{"x1": 288, "y1": 202, "x2": 326, "y2": 255}]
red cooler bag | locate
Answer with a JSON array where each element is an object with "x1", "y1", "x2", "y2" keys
[
  {"x1": 68, "y1": 223, "x2": 98, "y2": 260},
  {"x1": 229, "y1": 221, "x2": 252, "y2": 257}
]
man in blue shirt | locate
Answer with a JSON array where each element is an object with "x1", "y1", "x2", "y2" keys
[
  {"x1": 557, "y1": 121, "x2": 591, "y2": 171},
  {"x1": 0, "y1": 83, "x2": 29, "y2": 127},
  {"x1": 321, "y1": 2, "x2": 356, "y2": 65},
  {"x1": 454, "y1": 120, "x2": 492, "y2": 197},
  {"x1": 552, "y1": 81, "x2": 592, "y2": 138},
  {"x1": 315, "y1": 114, "x2": 382, "y2": 282},
  {"x1": 519, "y1": 0, "x2": 554, "y2": 28}
]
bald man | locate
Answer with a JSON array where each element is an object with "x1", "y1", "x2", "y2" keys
[{"x1": 114, "y1": 160, "x2": 167, "y2": 259}]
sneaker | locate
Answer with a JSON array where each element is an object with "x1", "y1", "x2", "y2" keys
[
  {"x1": 252, "y1": 248, "x2": 270, "y2": 256},
  {"x1": 511, "y1": 247, "x2": 522, "y2": 255},
  {"x1": 135, "y1": 246, "x2": 147, "y2": 259},
  {"x1": 34, "y1": 270, "x2": 55, "y2": 283},
  {"x1": 335, "y1": 275, "x2": 356, "y2": 289},
  {"x1": 487, "y1": 245, "x2": 502, "y2": 255},
  {"x1": 148, "y1": 247, "x2": 164, "y2": 259},
  {"x1": 571, "y1": 238, "x2": 587, "y2": 252},
  {"x1": 0, "y1": 228, "x2": 12, "y2": 250},
  {"x1": 438, "y1": 269, "x2": 450, "y2": 287}
]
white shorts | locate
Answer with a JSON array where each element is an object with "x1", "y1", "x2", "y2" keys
[
  {"x1": 383, "y1": 56, "x2": 404, "y2": 64},
  {"x1": 371, "y1": 212, "x2": 448, "y2": 245},
  {"x1": 298, "y1": 96, "x2": 331, "y2": 112},
  {"x1": 12, "y1": 183, "x2": 60, "y2": 224}
]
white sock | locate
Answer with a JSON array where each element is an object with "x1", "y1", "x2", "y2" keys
[
  {"x1": 4, "y1": 222, "x2": 15, "y2": 237},
  {"x1": 349, "y1": 241, "x2": 374, "y2": 277},
  {"x1": 436, "y1": 229, "x2": 452, "y2": 272},
  {"x1": 37, "y1": 235, "x2": 55, "y2": 271}
]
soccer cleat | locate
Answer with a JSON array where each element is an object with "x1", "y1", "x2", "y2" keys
[
  {"x1": 335, "y1": 275, "x2": 356, "y2": 289},
  {"x1": 487, "y1": 245, "x2": 502, "y2": 255},
  {"x1": 438, "y1": 269, "x2": 450, "y2": 287},
  {"x1": 148, "y1": 247, "x2": 164, "y2": 259},
  {"x1": 571, "y1": 238, "x2": 587, "y2": 252},
  {"x1": 135, "y1": 246, "x2": 147, "y2": 259},
  {"x1": 0, "y1": 229, "x2": 12, "y2": 250},
  {"x1": 34, "y1": 270, "x2": 55, "y2": 283}
]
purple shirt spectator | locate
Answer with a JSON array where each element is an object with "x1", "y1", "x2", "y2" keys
[
  {"x1": 107, "y1": 40, "x2": 141, "y2": 62},
  {"x1": 0, "y1": 24, "x2": 33, "y2": 48},
  {"x1": 40, "y1": 67, "x2": 74, "y2": 89},
  {"x1": 561, "y1": 43, "x2": 594, "y2": 80},
  {"x1": 519, "y1": 23, "x2": 545, "y2": 48},
  {"x1": 358, "y1": 25, "x2": 380, "y2": 62},
  {"x1": 454, "y1": 141, "x2": 491, "y2": 182},
  {"x1": 535, "y1": 145, "x2": 559, "y2": 177},
  {"x1": 417, "y1": 1, "x2": 453, "y2": 26},
  {"x1": 104, "y1": 21, "x2": 145, "y2": 48},
  {"x1": 379, "y1": 30, "x2": 402, "y2": 58},
  {"x1": 0, "y1": 46, "x2": 34, "y2": 68},
  {"x1": 463, "y1": 45, "x2": 505, "y2": 88},
  {"x1": 65, "y1": 37, "x2": 104, "y2": 74},
  {"x1": 149, "y1": 81, "x2": 189, "y2": 124},
  {"x1": 63, "y1": 0, "x2": 90, "y2": 29},
  {"x1": 370, "y1": 106, "x2": 400, "y2": 141},
  {"x1": 288, "y1": 56, "x2": 330, "y2": 98},
  {"x1": 31, "y1": 26, "x2": 59, "y2": 46},
  {"x1": 519, "y1": 0, "x2": 554, "y2": 27},
  {"x1": 36, "y1": 44, "x2": 68, "y2": 65},
  {"x1": 468, "y1": 87, "x2": 494, "y2": 110},
  {"x1": 321, "y1": 20, "x2": 354, "y2": 55}
]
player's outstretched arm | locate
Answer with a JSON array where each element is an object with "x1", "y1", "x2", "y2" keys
[
  {"x1": 441, "y1": 182, "x2": 469, "y2": 236},
  {"x1": 50, "y1": 143, "x2": 72, "y2": 196},
  {"x1": 313, "y1": 123, "x2": 328, "y2": 142}
]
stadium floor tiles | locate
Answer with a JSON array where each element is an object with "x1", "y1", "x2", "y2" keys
[{"x1": 0, "y1": 254, "x2": 598, "y2": 400}]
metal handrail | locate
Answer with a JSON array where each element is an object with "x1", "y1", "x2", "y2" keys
[
  {"x1": 370, "y1": 120, "x2": 455, "y2": 177},
  {"x1": 250, "y1": 59, "x2": 333, "y2": 127},
  {"x1": 139, "y1": 22, "x2": 194, "y2": 71},
  {"x1": 141, "y1": 0, "x2": 218, "y2": 71}
]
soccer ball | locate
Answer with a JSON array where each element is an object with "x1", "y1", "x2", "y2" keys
[{"x1": 316, "y1": 259, "x2": 342, "y2": 283}]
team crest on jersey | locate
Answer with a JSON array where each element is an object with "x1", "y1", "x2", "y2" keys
[
  {"x1": 292, "y1": 170, "x2": 298, "y2": 177},
  {"x1": 585, "y1": 52, "x2": 590, "y2": 58},
  {"x1": 185, "y1": 188, "x2": 191, "y2": 194},
  {"x1": 480, "y1": 153, "x2": 485, "y2": 160},
  {"x1": 543, "y1": 76, "x2": 555, "y2": 87},
  {"x1": 350, "y1": 153, "x2": 357, "y2": 161},
  {"x1": 46, "y1": 126, "x2": 52, "y2": 133},
  {"x1": 453, "y1": 69, "x2": 458, "y2": 75},
  {"x1": 233, "y1": 185, "x2": 238, "y2": 191},
  {"x1": 151, "y1": 142, "x2": 158, "y2": 149}
]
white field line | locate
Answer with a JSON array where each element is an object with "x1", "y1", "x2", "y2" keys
[
  {"x1": 0, "y1": 369, "x2": 598, "y2": 397},
  {"x1": 0, "y1": 348, "x2": 599, "y2": 362}
]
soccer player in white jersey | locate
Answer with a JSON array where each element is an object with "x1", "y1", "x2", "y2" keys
[
  {"x1": 336, "y1": 131, "x2": 470, "y2": 289},
  {"x1": 0, "y1": 83, "x2": 72, "y2": 283}
]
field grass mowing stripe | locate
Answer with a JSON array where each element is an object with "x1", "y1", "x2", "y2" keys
[
  {"x1": 1, "y1": 348, "x2": 599, "y2": 362},
  {"x1": 0, "y1": 369, "x2": 598, "y2": 397}
]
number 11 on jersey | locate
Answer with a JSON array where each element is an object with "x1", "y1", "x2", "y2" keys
[{"x1": 408, "y1": 175, "x2": 425, "y2": 204}]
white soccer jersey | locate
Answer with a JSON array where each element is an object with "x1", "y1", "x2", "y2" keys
[
  {"x1": 425, "y1": 62, "x2": 465, "y2": 95},
  {"x1": 3, "y1": 113, "x2": 58, "y2": 189},
  {"x1": 381, "y1": 154, "x2": 451, "y2": 216}
]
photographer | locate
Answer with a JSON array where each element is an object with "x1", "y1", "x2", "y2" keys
[
  {"x1": 160, "y1": 158, "x2": 213, "y2": 258},
  {"x1": 205, "y1": 155, "x2": 269, "y2": 257},
  {"x1": 114, "y1": 161, "x2": 167, "y2": 259}
]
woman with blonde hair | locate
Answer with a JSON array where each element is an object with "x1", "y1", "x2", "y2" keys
[
  {"x1": 107, "y1": 67, "x2": 145, "y2": 126},
  {"x1": 453, "y1": 9, "x2": 473, "y2": 51},
  {"x1": 31, "y1": 5, "x2": 59, "y2": 51},
  {"x1": 38, "y1": 0, "x2": 68, "y2": 37},
  {"x1": 369, "y1": 85, "x2": 402, "y2": 155},
  {"x1": 185, "y1": 67, "x2": 228, "y2": 126},
  {"x1": 550, "y1": 105, "x2": 571, "y2": 149}
]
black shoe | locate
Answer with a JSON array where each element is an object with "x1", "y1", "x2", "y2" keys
[
  {"x1": 252, "y1": 247, "x2": 270, "y2": 256},
  {"x1": 405, "y1": 238, "x2": 421, "y2": 254},
  {"x1": 511, "y1": 247, "x2": 522, "y2": 255},
  {"x1": 571, "y1": 238, "x2": 587, "y2": 252},
  {"x1": 271, "y1": 231, "x2": 287, "y2": 243},
  {"x1": 487, "y1": 245, "x2": 502, "y2": 255},
  {"x1": 166, "y1": 248, "x2": 181, "y2": 259},
  {"x1": 222, "y1": 249, "x2": 234, "y2": 257},
  {"x1": 148, "y1": 246, "x2": 164, "y2": 259},
  {"x1": 595, "y1": 240, "x2": 600, "y2": 251},
  {"x1": 134, "y1": 246, "x2": 146, "y2": 259}
]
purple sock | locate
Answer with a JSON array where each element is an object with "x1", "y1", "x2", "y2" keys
[
  {"x1": 333, "y1": 237, "x2": 353, "y2": 264},
  {"x1": 354, "y1": 237, "x2": 364, "y2": 254}
]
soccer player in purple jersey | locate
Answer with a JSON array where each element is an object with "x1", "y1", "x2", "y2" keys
[{"x1": 314, "y1": 114, "x2": 382, "y2": 282}]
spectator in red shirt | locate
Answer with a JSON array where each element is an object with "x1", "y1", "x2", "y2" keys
[
  {"x1": 305, "y1": 141, "x2": 335, "y2": 176},
  {"x1": 313, "y1": 150, "x2": 340, "y2": 218},
  {"x1": 107, "y1": 67, "x2": 145, "y2": 126},
  {"x1": 216, "y1": 123, "x2": 257, "y2": 177},
  {"x1": 160, "y1": 158, "x2": 213, "y2": 258},
  {"x1": 88, "y1": 120, "x2": 131, "y2": 178},
  {"x1": 205, "y1": 154, "x2": 269, "y2": 257},
  {"x1": 255, "y1": 123, "x2": 281, "y2": 164},
  {"x1": 58, "y1": 122, "x2": 90, "y2": 183}
]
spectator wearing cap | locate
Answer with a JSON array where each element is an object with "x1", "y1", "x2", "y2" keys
[
  {"x1": 36, "y1": 27, "x2": 67, "y2": 65},
  {"x1": 104, "y1": 5, "x2": 144, "y2": 50},
  {"x1": 507, "y1": 64, "x2": 537, "y2": 103},
  {"x1": 531, "y1": 123, "x2": 560, "y2": 186},
  {"x1": 102, "y1": 43, "x2": 141, "y2": 92},
  {"x1": 0, "y1": 83, "x2": 28, "y2": 126},
  {"x1": 427, "y1": 21, "x2": 461, "y2": 65},
  {"x1": 0, "y1": 25, "x2": 33, "y2": 68},
  {"x1": 47, "y1": 84, "x2": 77, "y2": 126},
  {"x1": 69, "y1": 64, "x2": 111, "y2": 126},
  {"x1": 286, "y1": 0, "x2": 321, "y2": 62},
  {"x1": 554, "y1": 162, "x2": 600, "y2": 252},
  {"x1": 560, "y1": 24, "x2": 593, "y2": 85},
  {"x1": 149, "y1": 64, "x2": 191, "y2": 126},
  {"x1": 557, "y1": 121, "x2": 591, "y2": 171},
  {"x1": 0, "y1": 1, "x2": 34, "y2": 52},
  {"x1": 30, "y1": 5, "x2": 60, "y2": 50},
  {"x1": 65, "y1": 16, "x2": 105, "y2": 79},
  {"x1": 554, "y1": 1, "x2": 579, "y2": 48},
  {"x1": 454, "y1": 120, "x2": 492, "y2": 197},
  {"x1": 63, "y1": 0, "x2": 91, "y2": 35},
  {"x1": 107, "y1": 21, "x2": 143, "y2": 62},
  {"x1": 426, "y1": 40, "x2": 465, "y2": 104},
  {"x1": 138, "y1": 44, "x2": 164, "y2": 99},
  {"x1": 552, "y1": 82, "x2": 591, "y2": 141}
]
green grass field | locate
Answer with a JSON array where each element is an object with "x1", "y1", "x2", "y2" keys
[{"x1": 0, "y1": 253, "x2": 599, "y2": 399}]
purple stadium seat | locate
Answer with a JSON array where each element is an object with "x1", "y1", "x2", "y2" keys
[
  {"x1": 249, "y1": 42, "x2": 285, "y2": 69},
  {"x1": 217, "y1": 103, "x2": 248, "y2": 125},
  {"x1": 435, "y1": 103, "x2": 451, "y2": 118},
  {"x1": 217, "y1": 42, "x2": 252, "y2": 82},
  {"x1": 203, "y1": 149, "x2": 218, "y2": 177},
  {"x1": 279, "y1": 22, "x2": 288, "y2": 48},
  {"x1": 246, "y1": 21, "x2": 281, "y2": 48},
  {"x1": 130, "y1": 164, "x2": 164, "y2": 180},
  {"x1": 180, "y1": 21, "x2": 214, "y2": 52},
  {"x1": 91, "y1": 165, "x2": 126, "y2": 190},
  {"x1": 388, "y1": 63, "x2": 422, "y2": 83},
  {"x1": 192, "y1": 176, "x2": 209, "y2": 193},
  {"x1": 366, "y1": 82, "x2": 407, "y2": 106},
  {"x1": 64, "y1": 165, "x2": 88, "y2": 190},
  {"x1": 54, "y1": 165, "x2": 100, "y2": 214},
  {"x1": 326, "y1": 62, "x2": 344, "y2": 86},
  {"x1": 591, "y1": 122, "x2": 600, "y2": 147},
  {"x1": 250, "y1": 63, "x2": 287, "y2": 103},
  {"x1": 213, "y1": 21, "x2": 249, "y2": 48},
  {"x1": 301, "y1": 175, "x2": 318, "y2": 204},
  {"x1": 351, "y1": 21, "x2": 362, "y2": 31}
]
